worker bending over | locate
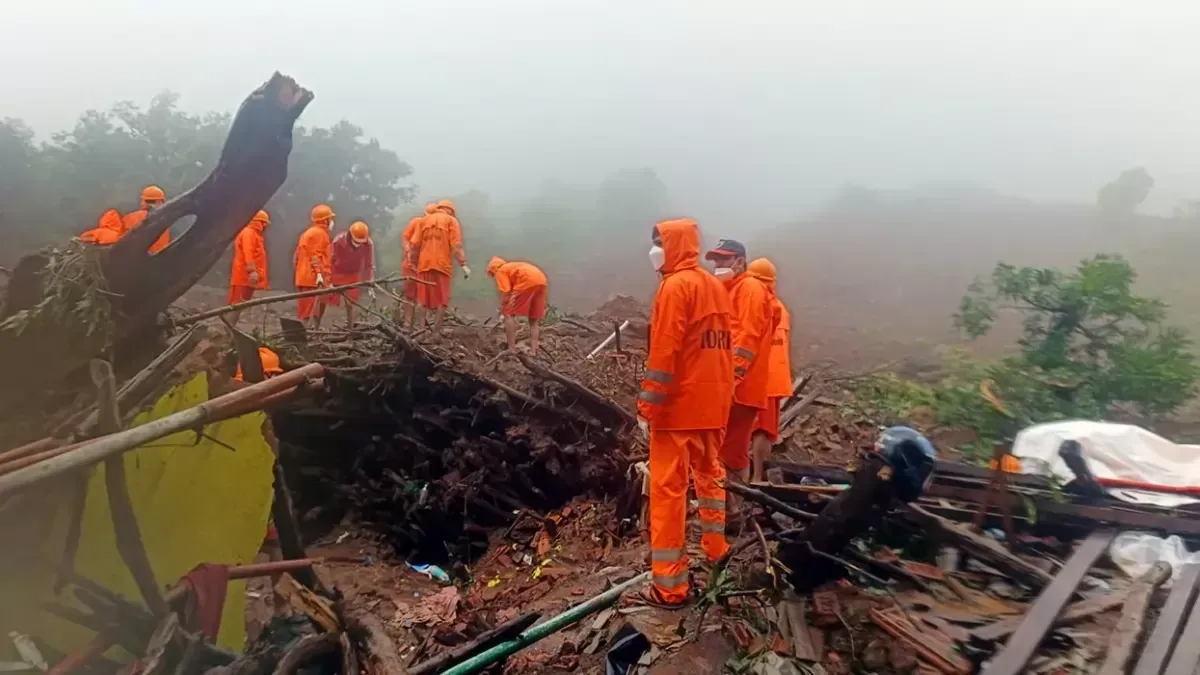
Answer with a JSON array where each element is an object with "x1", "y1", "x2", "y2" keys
[
  {"x1": 122, "y1": 185, "x2": 171, "y2": 254},
  {"x1": 233, "y1": 347, "x2": 284, "y2": 382},
  {"x1": 748, "y1": 258, "x2": 793, "y2": 483},
  {"x1": 400, "y1": 204, "x2": 437, "y2": 326},
  {"x1": 638, "y1": 218, "x2": 734, "y2": 607},
  {"x1": 293, "y1": 204, "x2": 334, "y2": 329},
  {"x1": 328, "y1": 221, "x2": 376, "y2": 327},
  {"x1": 80, "y1": 209, "x2": 125, "y2": 245},
  {"x1": 407, "y1": 199, "x2": 470, "y2": 334},
  {"x1": 227, "y1": 210, "x2": 271, "y2": 326},
  {"x1": 486, "y1": 257, "x2": 549, "y2": 353},
  {"x1": 705, "y1": 239, "x2": 778, "y2": 528}
]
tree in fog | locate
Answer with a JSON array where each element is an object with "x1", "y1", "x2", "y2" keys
[
  {"x1": 1097, "y1": 167, "x2": 1154, "y2": 219},
  {"x1": 0, "y1": 93, "x2": 414, "y2": 283}
]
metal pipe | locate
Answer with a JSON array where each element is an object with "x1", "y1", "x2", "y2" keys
[
  {"x1": 585, "y1": 320, "x2": 631, "y2": 360},
  {"x1": 440, "y1": 572, "x2": 650, "y2": 675},
  {"x1": 0, "y1": 364, "x2": 324, "y2": 498}
]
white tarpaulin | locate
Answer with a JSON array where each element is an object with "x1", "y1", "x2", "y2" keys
[{"x1": 1011, "y1": 420, "x2": 1200, "y2": 508}]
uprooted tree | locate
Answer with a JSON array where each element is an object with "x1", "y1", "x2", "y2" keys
[{"x1": 0, "y1": 73, "x2": 312, "y2": 419}]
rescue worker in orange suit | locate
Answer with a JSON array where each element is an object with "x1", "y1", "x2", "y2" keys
[
  {"x1": 407, "y1": 199, "x2": 469, "y2": 334},
  {"x1": 327, "y1": 221, "x2": 376, "y2": 327},
  {"x1": 486, "y1": 257, "x2": 549, "y2": 354},
  {"x1": 747, "y1": 258, "x2": 793, "y2": 483},
  {"x1": 233, "y1": 346, "x2": 284, "y2": 382},
  {"x1": 294, "y1": 204, "x2": 335, "y2": 329},
  {"x1": 227, "y1": 210, "x2": 271, "y2": 326},
  {"x1": 400, "y1": 204, "x2": 437, "y2": 326},
  {"x1": 637, "y1": 218, "x2": 734, "y2": 607},
  {"x1": 122, "y1": 185, "x2": 171, "y2": 254},
  {"x1": 705, "y1": 239, "x2": 777, "y2": 526},
  {"x1": 80, "y1": 209, "x2": 125, "y2": 245}
]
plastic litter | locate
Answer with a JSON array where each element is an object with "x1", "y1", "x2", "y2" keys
[
  {"x1": 1110, "y1": 531, "x2": 1200, "y2": 582},
  {"x1": 406, "y1": 562, "x2": 451, "y2": 584}
]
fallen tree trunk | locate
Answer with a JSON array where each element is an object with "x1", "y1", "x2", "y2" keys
[{"x1": 0, "y1": 72, "x2": 312, "y2": 416}]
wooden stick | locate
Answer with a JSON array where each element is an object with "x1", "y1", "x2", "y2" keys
[
  {"x1": 0, "y1": 364, "x2": 324, "y2": 497},
  {"x1": 725, "y1": 481, "x2": 816, "y2": 522},
  {"x1": 516, "y1": 353, "x2": 635, "y2": 428},
  {"x1": 92, "y1": 359, "x2": 167, "y2": 617},
  {"x1": 175, "y1": 276, "x2": 411, "y2": 326},
  {"x1": 1098, "y1": 561, "x2": 1172, "y2": 675},
  {"x1": 902, "y1": 504, "x2": 1054, "y2": 589}
]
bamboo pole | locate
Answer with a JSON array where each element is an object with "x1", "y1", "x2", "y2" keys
[
  {"x1": 175, "y1": 276, "x2": 414, "y2": 326},
  {"x1": 0, "y1": 364, "x2": 323, "y2": 497}
]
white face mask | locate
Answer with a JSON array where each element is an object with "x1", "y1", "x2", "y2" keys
[
  {"x1": 649, "y1": 245, "x2": 666, "y2": 271},
  {"x1": 713, "y1": 267, "x2": 734, "y2": 279}
]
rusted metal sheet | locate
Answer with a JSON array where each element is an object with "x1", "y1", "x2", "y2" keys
[
  {"x1": 981, "y1": 530, "x2": 1116, "y2": 675},
  {"x1": 1133, "y1": 564, "x2": 1200, "y2": 675}
]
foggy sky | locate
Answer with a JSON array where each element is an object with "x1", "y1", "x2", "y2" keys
[{"x1": 4, "y1": 0, "x2": 1199, "y2": 226}]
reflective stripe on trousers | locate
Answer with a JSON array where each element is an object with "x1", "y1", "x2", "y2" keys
[{"x1": 649, "y1": 427, "x2": 730, "y2": 604}]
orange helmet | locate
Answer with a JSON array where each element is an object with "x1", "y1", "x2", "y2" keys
[
  {"x1": 141, "y1": 185, "x2": 166, "y2": 205},
  {"x1": 250, "y1": 210, "x2": 270, "y2": 225},
  {"x1": 424, "y1": 203, "x2": 438, "y2": 215},
  {"x1": 260, "y1": 347, "x2": 283, "y2": 377},
  {"x1": 748, "y1": 258, "x2": 777, "y2": 280},
  {"x1": 349, "y1": 221, "x2": 369, "y2": 244},
  {"x1": 486, "y1": 256, "x2": 506, "y2": 277},
  {"x1": 311, "y1": 204, "x2": 335, "y2": 224},
  {"x1": 437, "y1": 199, "x2": 456, "y2": 215}
]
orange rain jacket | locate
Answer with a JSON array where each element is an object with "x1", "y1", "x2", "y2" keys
[
  {"x1": 727, "y1": 270, "x2": 777, "y2": 409},
  {"x1": 293, "y1": 223, "x2": 331, "y2": 288},
  {"x1": 122, "y1": 208, "x2": 171, "y2": 254},
  {"x1": 487, "y1": 257, "x2": 548, "y2": 294},
  {"x1": 234, "y1": 347, "x2": 284, "y2": 382},
  {"x1": 80, "y1": 209, "x2": 125, "y2": 245},
  {"x1": 409, "y1": 207, "x2": 466, "y2": 276},
  {"x1": 402, "y1": 204, "x2": 437, "y2": 276},
  {"x1": 231, "y1": 218, "x2": 269, "y2": 290},
  {"x1": 637, "y1": 219, "x2": 735, "y2": 431},
  {"x1": 766, "y1": 295, "x2": 793, "y2": 398}
]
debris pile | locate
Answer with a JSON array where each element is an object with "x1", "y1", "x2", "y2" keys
[{"x1": 271, "y1": 303, "x2": 651, "y2": 565}]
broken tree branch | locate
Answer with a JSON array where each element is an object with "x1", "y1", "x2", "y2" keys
[
  {"x1": 901, "y1": 504, "x2": 1054, "y2": 590},
  {"x1": 516, "y1": 353, "x2": 635, "y2": 428}
]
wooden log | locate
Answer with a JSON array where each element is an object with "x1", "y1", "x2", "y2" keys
[
  {"x1": 271, "y1": 633, "x2": 340, "y2": 675},
  {"x1": 347, "y1": 611, "x2": 405, "y2": 675},
  {"x1": 0, "y1": 73, "x2": 313, "y2": 412},
  {"x1": 901, "y1": 504, "x2": 1054, "y2": 590},
  {"x1": 1097, "y1": 561, "x2": 1172, "y2": 675}
]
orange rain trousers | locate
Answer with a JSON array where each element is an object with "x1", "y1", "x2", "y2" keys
[
  {"x1": 753, "y1": 397, "x2": 783, "y2": 443},
  {"x1": 649, "y1": 428, "x2": 730, "y2": 604},
  {"x1": 720, "y1": 403, "x2": 759, "y2": 472},
  {"x1": 296, "y1": 287, "x2": 325, "y2": 320},
  {"x1": 417, "y1": 270, "x2": 451, "y2": 309}
]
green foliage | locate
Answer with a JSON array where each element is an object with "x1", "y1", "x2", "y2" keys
[
  {"x1": 0, "y1": 242, "x2": 113, "y2": 345},
  {"x1": 865, "y1": 255, "x2": 1200, "y2": 454},
  {"x1": 0, "y1": 92, "x2": 414, "y2": 286}
]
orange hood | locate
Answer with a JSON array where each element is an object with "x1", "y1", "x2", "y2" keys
[
  {"x1": 655, "y1": 218, "x2": 701, "y2": 274},
  {"x1": 424, "y1": 203, "x2": 438, "y2": 215},
  {"x1": 487, "y1": 256, "x2": 506, "y2": 276},
  {"x1": 97, "y1": 208, "x2": 124, "y2": 232}
]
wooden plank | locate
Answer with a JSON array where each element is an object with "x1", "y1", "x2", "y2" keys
[
  {"x1": 1163, "y1": 566, "x2": 1200, "y2": 675},
  {"x1": 1097, "y1": 561, "x2": 1172, "y2": 675},
  {"x1": 981, "y1": 530, "x2": 1116, "y2": 675},
  {"x1": 971, "y1": 585, "x2": 1132, "y2": 642},
  {"x1": 1133, "y1": 564, "x2": 1200, "y2": 675}
]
